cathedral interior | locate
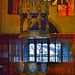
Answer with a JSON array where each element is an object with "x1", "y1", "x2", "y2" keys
[{"x1": 0, "y1": 0, "x2": 75, "y2": 75}]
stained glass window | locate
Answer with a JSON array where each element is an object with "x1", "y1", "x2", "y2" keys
[
  {"x1": 10, "y1": 38, "x2": 21, "y2": 62},
  {"x1": 63, "y1": 38, "x2": 68, "y2": 62},
  {"x1": 42, "y1": 39, "x2": 48, "y2": 62},
  {"x1": 9, "y1": 37, "x2": 74, "y2": 63},
  {"x1": 16, "y1": 38, "x2": 21, "y2": 62},
  {"x1": 50, "y1": 38, "x2": 55, "y2": 62},
  {"x1": 56, "y1": 38, "x2": 61, "y2": 62},
  {"x1": 29, "y1": 39, "x2": 35, "y2": 62},
  {"x1": 50, "y1": 38, "x2": 61, "y2": 62},
  {"x1": 36, "y1": 38, "x2": 48, "y2": 62},
  {"x1": 36, "y1": 39, "x2": 42, "y2": 62},
  {"x1": 63, "y1": 44, "x2": 68, "y2": 62},
  {"x1": 23, "y1": 38, "x2": 28, "y2": 61},
  {"x1": 63, "y1": 38, "x2": 74, "y2": 62}
]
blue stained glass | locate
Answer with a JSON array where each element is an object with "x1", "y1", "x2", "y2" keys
[
  {"x1": 23, "y1": 39, "x2": 28, "y2": 61},
  {"x1": 16, "y1": 39, "x2": 21, "y2": 62},
  {"x1": 50, "y1": 43, "x2": 59, "y2": 62},
  {"x1": 37, "y1": 57, "x2": 42, "y2": 62},
  {"x1": 63, "y1": 56, "x2": 68, "y2": 62},
  {"x1": 50, "y1": 56, "x2": 55, "y2": 62},
  {"x1": 63, "y1": 44, "x2": 68, "y2": 55},
  {"x1": 50, "y1": 44, "x2": 55, "y2": 55},
  {"x1": 43, "y1": 44, "x2": 48, "y2": 62},
  {"x1": 16, "y1": 56, "x2": 21, "y2": 62},
  {"x1": 23, "y1": 44, "x2": 28, "y2": 55},
  {"x1": 43, "y1": 39, "x2": 47, "y2": 43},
  {"x1": 10, "y1": 56, "x2": 15, "y2": 62},
  {"x1": 43, "y1": 44, "x2": 48, "y2": 55},
  {"x1": 29, "y1": 57, "x2": 35, "y2": 61},
  {"x1": 29, "y1": 44, "x2": 35, "y2": 55},
  {"x1": 23, "y1": 44, "x2": 28, "y2": 61},
  {"x1": 50, "y1": 38, "x2": 61, "y2": 62},
  {"x1": 16, "y1": 38, "x2": 21, "y2": 55},
  {"x1": 36, "y1": 43, "x2": 42, "y2": 62},
  {"x1": 36, "y1": 39, "x2": 48, "y2": 62},
  {"x1": 56, "y1": 44, "x2": 61, "y2": 62},
  {"x1": 37, "y1": 39, "x2": 41, "y2": 43},
  {"x1": 17, "y1": 44, "x2": 21, "y2": 55},
  {"x1": 29, "y1": 43, "x2": 35, "y2": 61},
  {"x1": 50, "y1": 38, "x2": 55, "y2": 44},
  {"x1": 24, "y1": 38, "x2": 28, "y2": 44},
  {"x1": 29, "y1": 40, "x2": 34, "y2": 44},
  {"x1": 37, "y1": 44, "x2": 42, "y2": 54},
  {"x1": 43, "y1": 57, "x2": 48, "y2": 62},
  {"x1": 63, "y1": 44, "x2": 68, "y2": 62},
  {"x1": 11, "y1": 45, "x2": 15, "y2": 55},
  {"x1": 23, "y1": 56, "x2": 28, "y2": 61}
]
